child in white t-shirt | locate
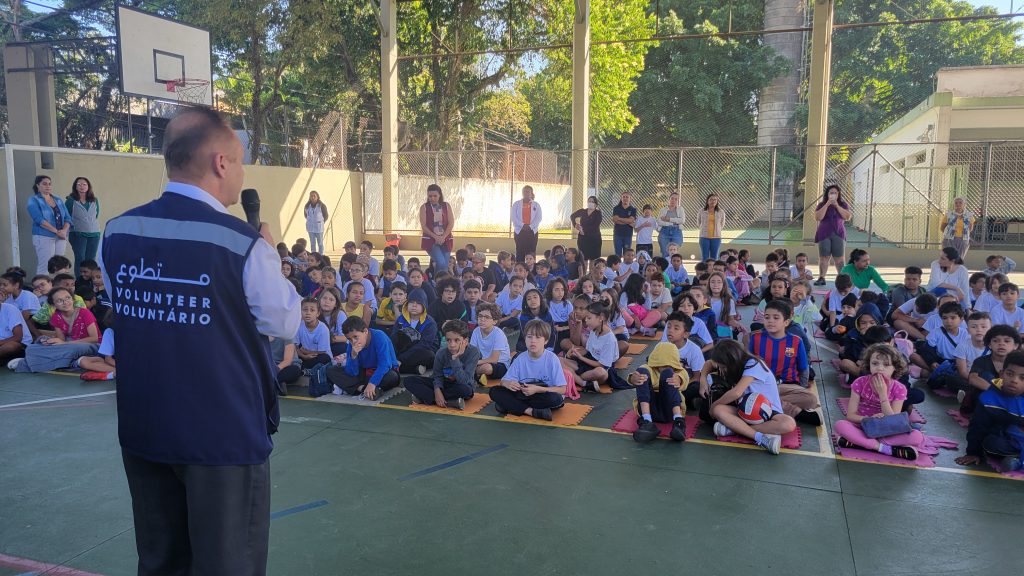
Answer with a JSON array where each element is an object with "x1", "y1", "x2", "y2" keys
[
  {"x1": 561, "y1": 302, "x2": 618, "y2": 393},
  {"x1": 0, "y1": 302, "x2": 31, "y2": 365},
  {"x1": 634, "y1": 204, "x2": 658, "y2": 255},
  {"x1": 471, "y1": 302, "x2": 511, "y2": 380}
]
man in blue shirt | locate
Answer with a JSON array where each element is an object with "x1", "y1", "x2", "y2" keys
[
  {"x1": 101, "y1": 108, "x2": 301, "y2": 576},
  {"x1": 327, "y1": 316, "x2": 401, "y2": 398},
  {"x1": 611, "y1": 192, "x2": 638, "y2": 256}
]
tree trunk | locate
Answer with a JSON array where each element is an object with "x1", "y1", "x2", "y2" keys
[
  {"x1": 757, "y1": 0, "x2": 805, "y2": 223},
  {"x1": 248, "y1": 23, "x2": 264, "y2": 163}
]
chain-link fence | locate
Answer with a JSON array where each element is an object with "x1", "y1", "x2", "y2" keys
[{"x1": 361, "y1": 141, "x2": 1024, "y2": 250}]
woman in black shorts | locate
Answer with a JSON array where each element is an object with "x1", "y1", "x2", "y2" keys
[
  {"x1": 571, "y1": 195, "x2": 603, "y2": 277},
  {"x1": 813, "y1": 184, "x2": 852, "y2": 286}
]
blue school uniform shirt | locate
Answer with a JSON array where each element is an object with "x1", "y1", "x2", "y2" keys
[
  {"x1": 989, "y1": 305, "x2": 1024, "y2": 332},
  {"x1": 534, "y1": 274, "x2": 551, "y2": 292},
  {"x1": 667, "y1": 264, "x2": 690, "y2": 285},
  {"x1": 295, "y1": 320, "x2": 332, "y2": 355},
  {"x1": 505, "y1": 349, "x2": 567, "y2": 387},
  {"x1": 496, "y1": 290, "x2": 524, "y2": 316},
  {"x1": 471, "y1": 326, "x2": 511, "y2": 366},
  {"x1": 5, "y1": 290, "x2": 40, "y2": 314},
  {"x1": 549, "y1": 300, "x2": 572, "y2": 323},
  {"x1": 0, "y1": 303, "x2": 31, "y2": 346},
  {"x1": 925, "y1": 325, "x2": 970, "y2": 360}
]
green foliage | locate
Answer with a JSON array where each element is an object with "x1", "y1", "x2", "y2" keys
[
  {"x1": 826, "y1": 0, "x2": 1024, "y2": 143},
  {"x1": 617, "y1": 0, "x2": 788, "y2": 147}
]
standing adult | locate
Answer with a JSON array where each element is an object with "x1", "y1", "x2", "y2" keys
[
  {"x1": 939, "y1": 197, "x2": 975, "y2": 258},
  {"x1": 304, "y1": 190, "x2": 328, "y2": 255},
  {"x1": 100, "y1": 108, "x2": 301, "y2": 575},
  {"x1": 697, "y1": 193, "x2": 724, "y2": 261},
  {"x1": 26, "y1": 175, "x2": 71, "y2": 275},
  {"x1": 656, "y1": 191, "x2": 685, "y2": 257},
  {"x1": 927, "y1": 247, "x2": 970, "y2": 305},
  {"x1": 512, "y1": 185, "x2": 542, "y2": 263},
  {"x1": 65, "y1": 177, "x2": 101, "y2": 275},
  {"x1": 419, "y1": 183, "x2": 455, "y2": 275},
  {"x1": 813, "y1": 184, "x2": 852, "y2": 286},
  {"x1": 611, "y1": 192, "x2": 638, "y2": 256},
  {"x1": 570, "y1": 195, "x2": 603, "y2": 276}
]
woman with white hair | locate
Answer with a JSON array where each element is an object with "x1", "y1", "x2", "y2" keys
[{"x1": 939, "y1": 197, "x2": 975, "y2": 257}]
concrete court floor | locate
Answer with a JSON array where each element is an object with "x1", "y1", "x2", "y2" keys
[{"x1": 2, "y1": 290, "x2": 1024, "y2": 576}]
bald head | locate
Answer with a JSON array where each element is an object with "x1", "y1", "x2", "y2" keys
[{"x1": 163, "y1": 107, "x2": 245, "y2": 207}]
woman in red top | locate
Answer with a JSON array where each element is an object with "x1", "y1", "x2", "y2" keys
[{"x1": 419, "y1": 183, "x2": 455, "y2": 276}]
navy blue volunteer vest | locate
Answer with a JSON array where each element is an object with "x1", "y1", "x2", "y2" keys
[{"x1": 102, "y1": 193, "x2": 278, "y2": 465}]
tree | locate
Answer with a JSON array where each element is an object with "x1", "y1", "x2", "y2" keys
[
  {"x1": 614, "y1": 0, "x2": 787, "y2": 148},
  {"x1": 522, "y1": 0, "x2": 657, "y2": 149},
  {"x1": 826, "y1": 0, "x2": 1024, "y2": 143}
]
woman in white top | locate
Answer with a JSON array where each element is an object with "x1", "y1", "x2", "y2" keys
[
  {"x1": 927, "y1": 247, "x2": 970, "y2": 306},
  {"x1": 304, "y1": 190, "x2": 328, "y2": 254},
  {"x1": 656, "y1": 192, "x2": 685, "y2": 258}
]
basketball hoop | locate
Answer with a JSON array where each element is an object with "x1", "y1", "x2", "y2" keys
[{"x1": 166, "y1": 78, "x2": 211, "y2": 105}]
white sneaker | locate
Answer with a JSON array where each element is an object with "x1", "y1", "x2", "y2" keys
[
  {"x1": 957, "y1": 389, "x2": 966, "y2": 404},
  {"x1": 713, "y1": 422, "x2": 735, "y2": 437},
  {"x1": 417, "y1": 364, "x2": 427, "y2": 375},
  {"x1": 410, "y1": 394, "x2": 422, "y2": 405},
  {"x1": 454, "y1": 397, "x2": 466, "y2": 411},
  {"x1": 7, "y1": 358, "x2": 23, "y2": 371},
  {"x1": 758, "y1": 433, "x2": 782, "y2": 455},
  {"x1": 332, "y1": 385, "x2": 345, "y2": 396}
]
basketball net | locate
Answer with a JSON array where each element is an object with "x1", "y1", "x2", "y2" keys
[{"x1": 166, "y1": 78, "x2": 211, "y2": 105}]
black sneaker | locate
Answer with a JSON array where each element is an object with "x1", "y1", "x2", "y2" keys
[
  {"x1": 836, "y1": 437, "x2": 856, "y2": 449},
  {"x1": 532, "y1": 408, "x2": 553, "y2": 421},
  {"x1": 814, "y1": 277, "x2": 827, "y2": 286},
  {"x1": 632, "y1": 419, "x2": 659, "y2": 443},
  {"x1": 669, "y1": 418, "x2": 687, "y2": 441},
  {"x1": 891, "y1": 446, "x2": 918, "y2": 461},
  {"x1": 494, "y1": 403, "x2": 508, "y2": 416}
]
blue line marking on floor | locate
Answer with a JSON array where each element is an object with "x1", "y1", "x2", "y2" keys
[
  {"x1": 270, "y1": 499, "x2": 329, "y2": 520},
  {"x1": 398, "y1": 443, "x2": 509, "y2": 481}
]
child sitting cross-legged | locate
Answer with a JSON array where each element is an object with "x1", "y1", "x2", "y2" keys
[
  {"x1": 406, "y1": 320, "x2": 481, "y2": 411},
  {"x1": 295, "y1": 298, "x2": 332, "y2": 369},
  {"x1": 934, "y1": 311, "x2": 991, "y2": 397},
  {"x1": 560, "y1": 302, "x2": 618, "y2": 393},
  {"x1": 835, "y1": 308, "x2": 882, "y2": 379},
  {"x1": 698, "y1": 339, "x2": 797, "y2": 454},
  {"x1": 658, "y1": 312, "x2": 705, "y2": 412},
  {"x1": 489, "y1": 319, "x2": 567, "y2": 421},
  {"x1": 956, "y1": 350, "x2": 1024, "y2": 471},
  {"x1": 326, "y1": 317, "x2": 401, "y2": 399},
  {"x1": 78, "y1": 325, "x2": 116, "y2": 381},
  {"x1": 472, "y1": 302, "x2": 511, "y2": 381},
  {"x1": 392, "y1": 288, "x2": 439, "y2": 375},
  {"x1": 963, "y1": 325, "x2": 1021, "y2": 415},
  {"x1": 834, "y1": 344, "x2": 924, "y2": 461},
  {"x1": 628, "y1": 342, "x2": 691, "y2": 442},
  {"x1": 748, "y1": 300, "x2": 823, "y2": 426},
  {"x1": 910, "y1": 301, "x2": 969, "y2": 379}
]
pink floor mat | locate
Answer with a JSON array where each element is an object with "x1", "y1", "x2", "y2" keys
[
  {"x1": 610, "y1": 411, "x2": 700, "y2": 439},
  {"x1": 835, "y1": 397, "x2": 926, "y2": 424},
  {"x1": 716, "y1": 427, "x2": 802, "y2": 449},
  {"x1": 946, "y1": 408, "x2": 970, "y2": 428},
  {"x1": 834, "y1": 435, "x2": 958, "y2": 469}
]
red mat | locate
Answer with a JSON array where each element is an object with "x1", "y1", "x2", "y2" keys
[
  {"x1": 610, "y1": 411, "x2": 700, "y2": 439},
  {"x1": 717, "y1": 427, "x2": 802, "y2": 449},
  {"x1": 946, "y1": 408, "x2": 970, "y2": 428},
  {"x1": 836, "y1": 397, "x2": 926, "y2": 424}
]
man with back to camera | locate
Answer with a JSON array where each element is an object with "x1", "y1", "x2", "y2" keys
[{"x1": 100, "y1": 107, "x2": 301, "y2": 575}]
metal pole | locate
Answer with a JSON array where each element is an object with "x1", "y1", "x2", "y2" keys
[
  {"x1": 768, "y1": 146, "x2": 777, "y2": 244},
  {"x1": 980, "y1": 142, "x2": 993, "y2": 249},
  {"x1": 5, "y1": 147, "x2": 21, "y2": 266},
  {"x1": 510, "y1": 151, "x2": 516, "y2": 239},
  {"x1": 594, "y1": 149, "x2": 601, "y2": 201},
  {"x1": 677, "y1": 148, "x2": 683, "y2": 195},
  {"x1": 126, "y1": 96, "x2": 133, "y2": 151},
  {"x1": 146, "y1": 98, "x2": 153, "y2": 153},
  {"x1": 867, "y1": 146, "x2": 877, "y2": 247}
]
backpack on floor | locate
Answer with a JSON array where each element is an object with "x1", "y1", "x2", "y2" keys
[{"x1": 308, "y1": 362, "x2": 332, "y2": 397}]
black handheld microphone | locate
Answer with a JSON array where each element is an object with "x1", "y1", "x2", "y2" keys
[{"x1": 240, "y1": 188, "x2": 261, "y2": 231}]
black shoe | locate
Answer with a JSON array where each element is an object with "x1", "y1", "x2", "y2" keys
[
  {"x1": 814, "y1": 277, "x2": 827, "y2": 286},
  {"x1": 891, "y1": 446, "x2": 918, "y2": 461},
  {"x1": 669, "y1": 418, "x2": 687, "y2": 441},
  {"x1": 632, "y1": 419, "x2": 659, "y2": 443},
  {"x1": 494, "y1": 403, "x2": 508, "y2": 416},
  {"x1": 836, "y1": 437, "x2": 856, "y2": 449},
  {"x1": 795, "y1": 409, "x2": 823, "y2": 427},
  {"x1": 532, "y1": 408, "x2": 553, "y2": 421}
]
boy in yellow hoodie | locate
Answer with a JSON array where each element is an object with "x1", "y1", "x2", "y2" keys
[{"x1": 628, "y1": 342, "x2": 688, "y2": 443}]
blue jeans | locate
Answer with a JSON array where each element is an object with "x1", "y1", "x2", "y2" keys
[
  {"x1": 657, "y1": 227, "x2": 682, "y2": 258},
  {"x1": 69, "y1": 232, "x2": 100, "y2": 275},
  {"x1": 308, "y1": 231, "x2": 324, "y2": 254},
  {"x1": 428, "y1": 243, "x2": 450, "y2": 274},
  {"x1": 699, "y1": 237, "x2": 721, "y2": 260},
  {"x1": 613, "y1": 233, "x2": 633, "y2": 256}
]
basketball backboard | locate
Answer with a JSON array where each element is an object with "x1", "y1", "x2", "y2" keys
[{"x1": 115, "y1": 5, "x2": 213, "y2": 106}]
